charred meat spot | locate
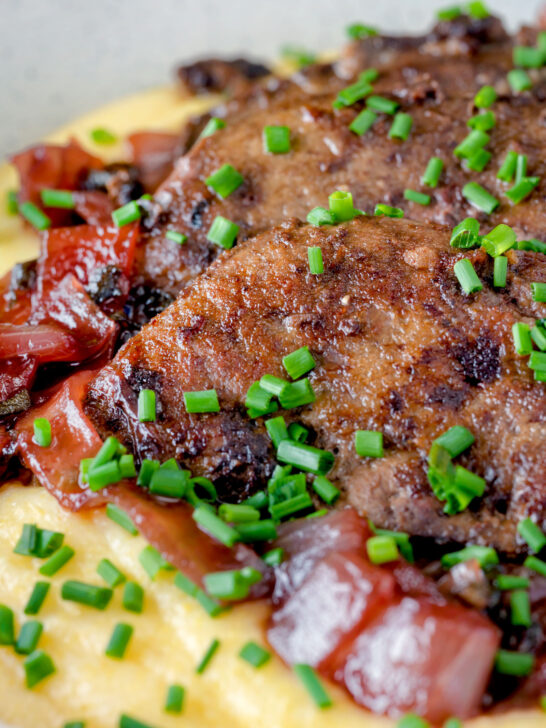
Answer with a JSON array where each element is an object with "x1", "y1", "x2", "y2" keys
[
  {"x1": 338, "y1": 319, "x2": 361, "y2": 335},
  {"x1": 81, "y1": 163, "x2": 144, "y2": 205},
  {"x1": 10, "y1": 260, "x2": 37, "y2": 293},
  {"x1": 126, "y1": 365, "x2": 163, "y2": 399},
  {"x1": 86, "y1": 265, "x2": 125, "y2": 306},
  {"x1": 118, "y1": 285, "x2": 175, "y2": 344},
  {"x1": 426, "y1": 384, "x2": 467, "y2": 409},
  {"x1": 388, "y1": 389, "x2": 405, "y2": 414},
  {"x1": 190, "y1": 199, "x2": 210, "y2": 229},
  {"x1": 178, "y1": 315, "x2": 206, "y2": 342},
  {"x1": 177, "y1": 57, "x2": 270, "y2": 95},
  {"x1": 452, "y1": 335, "x2": 500, "y2": 385}
]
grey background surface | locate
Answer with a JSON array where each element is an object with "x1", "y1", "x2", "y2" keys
[{"x1": 0, "y1": 0, "x2": 542, "y2": 158}]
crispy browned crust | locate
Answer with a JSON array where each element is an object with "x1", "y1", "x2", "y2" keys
[{"x1": 86, "y1": 216, "x2": 546, "y2": 553}]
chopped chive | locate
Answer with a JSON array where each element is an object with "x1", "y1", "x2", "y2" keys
[
  {"x1": 186, "y1": 476, "x2": 217, "y2": 505},
  {"x1": 532, "y1": 282, "x2": 546, "y2": 303},
  {"x1": 346, "y1": 23, "x2": 378, "y2": 39},
  {"x1": 505, "y1": 177, "x2": 540, "y2": 205},
  {"x1": 283, "y1": 346, "x2": 316, "y2": 379},
  {"x1": 454, "y1": 129, "x2": 489, "y2": 160},
  {"x1": 288, "y1": 422, "x2": 308, "y2": 442},
  {"x1": 88, "y1": 460, "x2": 122, "y2": 491},
  {"x1": 119, "y1": 716, "x2": 157, "y2": 728},
  {"x1": 493, "y1": 256, "x2": 508, "y2": 287},
  {"x1": 497, "y1": 150, "x2": 518, "y2": 182},
  {"x1": 474, "y1": 85, "x2": 497, "y2": 108},
  {"x1": 173, "y1": 572, "x2": 223, "y2": 617},
  {"x1": 355, "y1": 430, "x2": 383, "y2": 458},
  {"x1": 293, "y1": 664, "x2": 332, "y2": 708},
  {"x1": 450, "y1": 218, "x2": 480, "y2": 249},
  {"x1": 454, "y1": 258, "x2": 482, "y2": 294},
  {"x1": 204, "y1": 567, "x2": 261, "y2": 601},
  {"x1": 139, "y1": 545, "x2": 173, "y2": 580},
  {"x1": 467, "y1": 110, "x2": 496, "y2": 131},
  {"x1": 534, "y1": 370, "x2": 546, "y2": 382},
  {"x1": 165, "y1": 230, "x2": 187, "y2": 245},
  {"x1": 517, "y1": 238, "x2": 546, "y2": 254},
  {"x1": 19, "y1": 201, "x2": 51, "y2": 230},
  {"x1": 403, "y1": 189, "x2": 431, "y2": 206},
  {"x1": 312, "y1": 475, "x2": 340, "y2": 504},
  {"x1": 531, "y1": 324, "x2": 546, "y2": 351},
  {"x1": 367, "y1": 535, "x2": 399, "y2": 564},
  {"x1": 61, "y1": 580, "x2": 113, "y2": 609},
  {"x1": 24, "y1": 649, "x2": 55, "y2": 688},
  {"x1": 6, "y1": 189, "x2": 18, "y2": 214},
  {"x1": 517, "y1": 518, "x2": 546, "y2": 553},
  {"x1": 206, "y1": 215, "x2": 239, "y2": 249},
  {"x1": 243, "y1": 490, "x2": 268, "y2": 510},
  {"x1": 349, "y1": 108, "x2": 377, "y2": 136},
  {"x1": 422, "y1": 157, "x2": 443, "y2": 188},
  {"x1": 370, "y1": 525, "x2": 414, "y2": 562},
  {"x1": 183, "y1": 389, "x2": 220, "y2": 413},
  {"x1": 374, "y1": 203, "x2": 403, "y2": 218},
  {"x1": 277, "y1": 439, "x2": 334, "y2": 475},
  {"x1": 512, "y1": 322, "x2": 533, "y2": 355},
  {"x1": 279, "y1": 378, "x2": 315, "y2": 408},
  {"x1": 119, "y1": 453, "x2": 137, "y2": 479},
  {"x1": 0, "y1": 604, "x2": 15, "y2": 645},
  {"x1": 495, "y1": 650, "x2": 534, "y2": 676},
  {"x1": 205, "y1": 164, "x2": 244, "y2": 198},
  {"x1": 437, "y1": 6, "x2": 462, "y2": 21},
  {"x1": 196, "y1": 638, "x2": 220, "y2": 673},
  {"x1": 236, "y1": 519, "x2": 277, "y2": 542},
  {"x1": 263, "y1": 547, "x2": 284, "y2": 566},
  {"x1": 270, "y1": 493, "x2": 313, "y2": 520},
  {"x1": 265, "y1": 416, "x2": 289, "y2": 448},
  {"x1": 529, "y1": 351, "x2": 546, "y2": 372},
  {"x1": 467, "y1": 1, "x2": 490, "y2": 18},
  {"x1": 149, "y1": 468, "x2": 188, "y2": 499},
  {"x1": 97, "y1": 558, "x2": 126, "y2": 588},
  {"x1": 218, "y1": 503, "x2": 260, "y2": 523},
  {"x1": 307, "y1": 206, "x2": 336, "y2": 226},
  {"x1": 165, "y1": 684, "x2": 185, "y2": 714},
  {"x1": 39, "y1": 545, "x2": 75, "y2": 576},
  {"x1": 495, "y1": 574, "x2": 530, "y2": 590},
  {"x1": 106, "y1": 503, "x2": 138, "y2": 535},
  {"x1": 333, "y1": 79, "x2": 373, "y2": 109},
  {"x1": 138, "y1": 389, "x2": 156, "y2": 422},
  {"x1": 91, "y1": 436, "x2": 121, "y2": 469},
  {"x1": 239, "y1": 641, "x2": 271, "y2": 668},
  {"x1": 308, "y1": 246, "x2": 324, "y2": 274},
  {"x1": 466, "y1": 149, "x2": 491, "y2": 172},
  {"x1": 441, "y1": 545, "x2": 499, "y2": 569},
  {"x1": 481, "y1": 223, "x2": 516, "y2": 257},
  {"x1": 90, "y1": 127, "x2": 117, "y2": 144},
  {"x1": 64, "y1": 722, "x2": 85, "y2": 728},
  {"x1": 24, "y1": 581, "x2": 50, "y2": 616},
  {"x1": 105, "y1": 622, "x2": 133, "y2": 659},
  {"x1": 396, "y1": 713, "x2": 429, "y2": 728},
  {"x1": 35, "y1": 529, "x2": 64, "y2": 558},
  {"x1": 33, "y1": 417, "x2": 51, "y2": 447},
  {"x1": 513, "y1": 46, "x2": 543, "y2": 69},
  {"x1": 122, "y1": 582, "x2": 144, "y2": 613},
  {"x1": 328, "y1": 190, "x2": 356, "y2": 221},
  {"x1": 40, "y1": 188, "x2": 75, "y2": 209},
  {"x1": 245, "y1": 381, "x2": 274, "y2": 415},
  {"x1": 280, "y1": 45, "x2": 316, "y2": 68},
  {"x1": 112, "y1": 201, "x2": 141, "y2": 227},
  {"x1": 524, "y1": 556, "x2": 546, "y2": 577},
  {"x1": 263, "y1": 125, "x2": 291, "y2": 154},
  {"x1": 462, "y1": 182, "x2": 498, "y2": 214},
  {"x1": 193, "y1": 506, "x2": 239, "y2": 547},
  {"x1": 199, "y1": 117, "x2": 226, "y2": 138},
  {"x1": 515, "y1": 154, "x2": 528, "y2": 184},
  {"x1": 388, "y1": 112, "x2": 412, "y2": 141},
  {"x1": 15, "y1": 620, "x2": 43, "y2": 655},
  {"x1": 137, "y1": 459, "x2": 159, "y2": 487},
  {"x1": 13, "y1": 523, "x2": 38, "y2": 556},
  {"x1": 508, "y1": 69, "x2": 532, "y2": 93},
  {"x1": 366, "y1": 95, "x2": 399, "y2": 114},
  {"x1": 510, "y1": 590, "x2": 532, "y2": 628},
  {"x1": 247, "y1": 400, "x2": 279, "y2": 419}
]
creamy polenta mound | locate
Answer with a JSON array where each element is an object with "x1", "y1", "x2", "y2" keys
[{"x1": 0, "y1": 87, "x2": 543, "y2": 728}]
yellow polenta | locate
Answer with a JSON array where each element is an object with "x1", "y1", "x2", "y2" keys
[{"x1": 0, "y1": 87, "x2": 542, "y2": 728}]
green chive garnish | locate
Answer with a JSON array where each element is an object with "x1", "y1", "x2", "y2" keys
[
  {"x1": 345, "y1": 23, "x2": 377, "y2": 39},
  {"x1": 367, "y1": 535, "x2": 399, "y2": 564},
  {"x1": 422, "y1": 156, "x2": 443, "y2": 188},
  {"x1": 119, "y1": 715, "x2": 156, "y2": 728},
  {"x1": 90, "y1": 127, "x2": 117, "y2": 144},
  {"x1": 106, "y1": 503, "x2": 138, "y2": 535},
  {"x1": 149, "y1": 468, "x2": 188, "y2": 499},
  {"x1": 312, "y1": 475, "x2": 340, "y2": 504},
  {"x1": 196, "y1": 638, "x2": 220, "y2": 674},
  {"x1": 513, "y1": 46, "x2": 543, "y2": 69},
  {"x1": 270, "y1": 493, "x2": 313, "y2": 521},
  {"x1": 33, "y1": 418, "x2": 52, "y2": 447},
  {"x1": 333, "y1": 79, "x2": 373, "y2": 109},
  {"x1": 239, "y1": 641, "x2": 271, "y2": 668},
  {"x1": 193, "y1": 507, "x2": 239, "y2": 547},
  {"x1": 0, "y1": 604, "x2": 15, "y2": 645},
  {"x1": 165, "y1": 230, "x2": 187, "y2": 245},
  {"x1": 374, "y1": 203, "x2": 403, "y2": 218},
  {"x1": 263, "y1": 547, "x2": 284, "y2": 566},
  {"x1": 508, "y1": 69, "x2": 532, "y2": 93},
  {"x1": 61, "y1": 580, "x2": 113, "y2": 609},
  {"x1": 283, "y1": 346, "x2": 316, "y2": 379},
  {"x1": 529, "y1": 351, "x2": 546, "y2": 372},
  {"x1": 88, "y1": 460, "x2": 122, "y2": 491},
  {"x1": 466, "y1": 148, "x2": 491, "y2": 172},
  {"x1": 122, "y1": 582, "x2": 144, "y2": 614},
  {"x1": 13, "y1": 523, "x2": 39, "y2": 556},
  {"x1": 505, "y1": 177, "x2": 540, "y2": 205},
  {"x1": 277, "y1": 439, "x2": 334, "y2": 475},
  {"x1": 366, "y1": 95, "x2": 399, "y2": 115},
  {"x1": 308, "y1": 246, "x2": 324, "y2": 274},
  {"x1": 437, "y1": 6, "x2": 461, "y2": 21},
  {"x1": 493, "y1": 256, "x2": 508, "y2": 287},
  {"x1": 24, "y1": 649, "x2": 55, "y2": 688},
  {"x1": 450, "y1": 218, "x2": 480, "y2": 249},
  {"x1": 355, "y1": 430, "x2": 383, "y2": 458},
  {"x1": 467, "y1": 110, "x2": 496, "y2": 131},
  {"x1": 199, "y1": 117, "x2": 226, "y2": 138},
  {"x1": 236, "y1": 520, "x2": 278, "y2": 542},
  {"x1": 105, "y1": 622, "x2": 133, "y2": 659},
  {"x1": 454, "y1": 258, "x2": 482, "y2": 294},
  {"x1": 388, "y1": 112, "x2": 412, "y2": 141},
  {"x1": 263, "y1": 125, "x2": 291, "y2": 154},
  {"x1": 183, "y1": 389, "x2": 220, "y2": 413},
  {"x1": 139, "y1": 546, "x2": 173, "y2": 580},
  {"x1": 531, "y1": 324, "x2": 546, "y2": 351},
  {"x1": 112, "y1": 201, "x2": 141, "y2": 227},
  {"x1": 260, "y1": 376, "x2": 289, "y2": 398},
  {"x1": 293, "y1": 664, "x2": 332, "y2": 708},
  {"x1": 165, "y1": 684, "x2": 185, "y2": 714},
  {"x1": 349, "y1": 108, "x2": 377, "y2": 136},
  {"x1": 454, "y1": 130, "x2": 489, "y2": 160},
  {"x1": 39, "y1": 545, "x2": 75, "y2": 577},
  {"x1": 532, "y1": 283, "x2": 546, "y2": 303},
  {"x1": 15, "y1": 620, "x2": 43, "y2": 655},
  {"x1": 441, "y1": 545, "x2": 499, "y2": 569},
  {"x1": 495, "y1": 574, "x2": 530, "y2": 590},
  {"x1": 279, "y1": 378, "x2": 316, "y2": 408},
  {"x1": 517, "y1": 518, "x2": 546, "y2": 553},
  {"x1": 524, "y1": 555, "x2": 546, "y2": 577},
  {"x1": 6, "y1": 189, "x2": 18, "y2": 214},
  {"x1": 510, "y1": 589, "x2": 532, "y2": 627},
  {"x1": 218, "y1": 503, "x2": 260, "y2": 524},
  {"x1": 137, "y1": 389, "x2": 156, "y2": 422},
  {"x1": 204, "y1": 567, "x2": 261, "y2": 601},
  {"x1": 481, "y1": 223, "x2": 516, "y2": 257},
  {"x1": 306, "y1": 206, "x2": 335, "y2": 226},
  {"x1": 474, "y1": 85, "x2": 497, "y2": 108},
  {"x1": 19, "y1": 201, "x2": 51, "y2": 230},
  {"x1": 206, "y1": 215, "x2": 239, "y2": 249},
  {"x1": 512, "y1": 322, "x2": 533, "y2": 355},
  {"x1": 497, "y1": 150, "x2": 518, "y2": 182},
  {"x1": 495, "y1": 650, "x2": 534, "y2": 676},
  {"x1": 97, "y1": 558, "x2": 126, "y2": 588},
  {"x1": 24, "y1": 581, "x2": 50, "y2": 616},
  {"x1": 396, "y1": 713, "x2": 429, "y2": 728},
  {"x1": 40, "y1": 189, "x2": 75, "y2": 209},
  {"x1": 462, "y1": 182, "x2": 499, "y2": 213},
  {"x1": 403, "y1": 189, "x2": 431, "y2": 206},
  {"x1": 205, "y1": 164, "x2": 244, "y2": 198},
  {"x1": 328, "y1": 190, "x2": 356, "y2": 221}
]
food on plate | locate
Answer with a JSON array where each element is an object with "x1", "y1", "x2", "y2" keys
[{"x1": 0, "y1": 4, "x2": 545, "y2": 728}]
